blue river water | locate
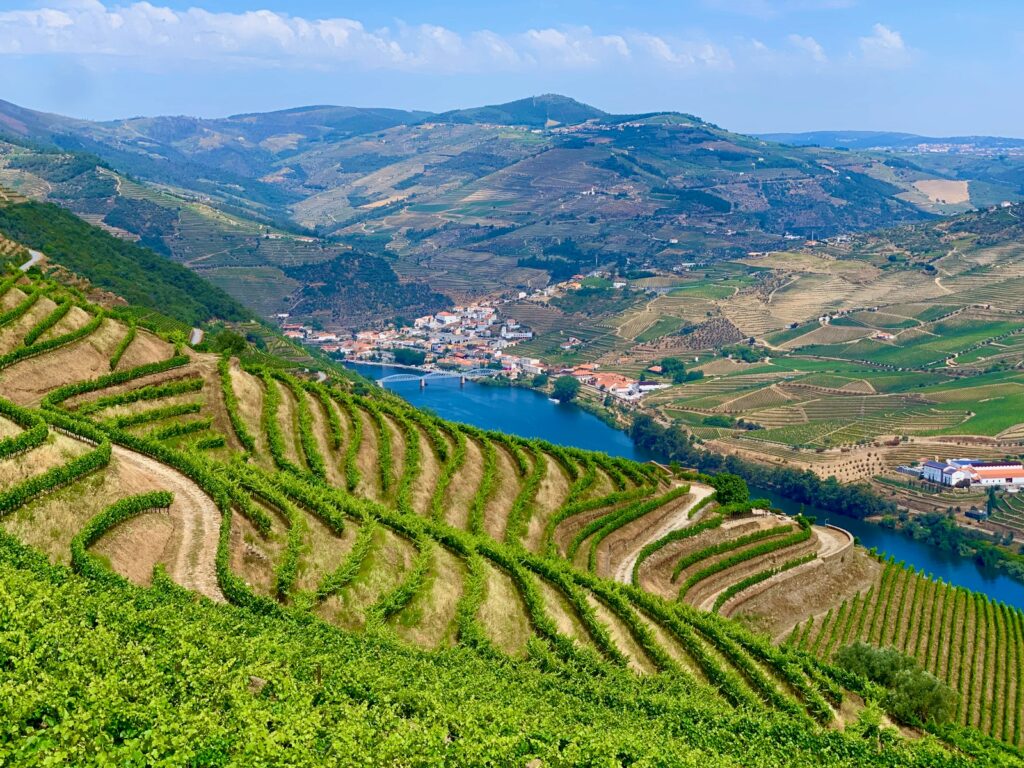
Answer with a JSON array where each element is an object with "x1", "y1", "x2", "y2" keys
[{"x1": 349, "y1": 362, "x2": 1024, "y2": 610}]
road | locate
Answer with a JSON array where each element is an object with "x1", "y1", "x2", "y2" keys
[{"x1": 19, "y1": 249, "x2": 43, "y2": 272}]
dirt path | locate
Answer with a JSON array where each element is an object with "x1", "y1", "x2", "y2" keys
[
  {"x1": 111, "y1": 445, "x2": 225, "y2": 602},
  {"x1": 611, "y1": 483, "x2": 714, "y2": 585}
]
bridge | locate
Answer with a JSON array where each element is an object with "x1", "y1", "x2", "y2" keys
[{"x1": 377, "y1": 368, "x2": 501, "y2": 386}]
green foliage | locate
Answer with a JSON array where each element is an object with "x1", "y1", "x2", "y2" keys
[
  {"x1": 217, "y1": 356, "x2": 256, "y2": 453},
  {"x1": 0, "y1": 398, "x2": 48, "y2": 461},
  {"x1": 77, "y1": 377, "x2": 204, "y2": 416},
  {"x1": 107, "y1": 401, "x2": 202, "y2": 429},
  {"x1": 0, "y1": 200, "x2": 249, "y2": 325},
  {"x1": 835, "y1": 642, "x2": 957, "y2": 725},
  {"x1": 677, "y1": 526, "x2": 813, "y2": 599},
  {"x1": 392, "y1": 347, "x2": 426, "y2": 366},
  {"x1": 709, "y1": 472, "x2": 749, "y2": 506},
  {"x1": 0, "y1": 289, "x2": 40, "y2": 329},
  {"x1": 22, "y1": 299, "x2": 71, "y2": 346},
  {"x1": 551, "y1": 375, "x2": 581, "y2": 403},
  {"x1": 0, "y1": 308, "x2": 104, "y2": 370},
  {"x1": 712, "y1": 553, "x2": 817, "y2": 613},
  {"x1": 108, "y1": 321, "x2": 136, "y2": 370},
  {"x1": 0, "y1": 433, "x2": 111, "y2": 518},
  {"x1": 149, "y1": 417, "x2": 212, "y2": 442},
  {"x1": 632, "y1": 512, "x2": 723, "y2": 584}
]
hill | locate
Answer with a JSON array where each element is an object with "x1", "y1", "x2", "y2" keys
[
  {"x1": 0, "y1": 210, "x2": 1022, "y2": 763},
  {"x1": 2, "y1": 95, "x2": 997, "y2": 310},
  {"x1": 433, "y1": 94, "x2": 607, "y2": 127}
]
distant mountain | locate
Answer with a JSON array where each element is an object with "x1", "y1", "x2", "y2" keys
[
  {"x1": 8, "y1": 94, "x2": 1024, "y2": 320},
  {"x1": 758, "y1": 130, "x2": 1024, "y2": 151},
  {"x1": 432, "y1": 94, "x2": 605, "y2": 127}
]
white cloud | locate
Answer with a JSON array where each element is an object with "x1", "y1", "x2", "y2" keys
[
  {"x1": 858, "y1": 23, "x2": 911, "y2": 67},
  {"x1": 0, "y1": 1, "x2": 733, "y2": 74},
  {"x1": 788, "y1": 34, "x2": 827, "y2": 62}
]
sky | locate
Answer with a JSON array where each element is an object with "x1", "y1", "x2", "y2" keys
[{"x1": 0, "y1": 0, "x2": 1022, "y2": 135}]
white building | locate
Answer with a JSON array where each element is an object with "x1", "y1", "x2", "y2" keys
[{"x1": 922, "y1": 459, "x2": 1024, "y2": 488}]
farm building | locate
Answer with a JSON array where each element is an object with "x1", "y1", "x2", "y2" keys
[{"x1": 922, "y1": 459, "x2": 1024, "y2": 488}]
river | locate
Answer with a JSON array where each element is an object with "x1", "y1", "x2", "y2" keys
[{"x1": 349, "y1": 362, "x2": 1024, "y2": 610}]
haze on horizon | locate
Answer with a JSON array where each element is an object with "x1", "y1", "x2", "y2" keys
[{"x1": 1, "y1": 0, "x2": 1022, "y2": 137}]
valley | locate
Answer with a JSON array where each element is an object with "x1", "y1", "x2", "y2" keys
[{"x1": 0, "y1": 210, "x2": 1022, "y2": 761}]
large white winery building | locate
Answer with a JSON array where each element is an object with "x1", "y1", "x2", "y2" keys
[{"x1": 921, "y1": 459, "x2": 1024, "y2": 488}]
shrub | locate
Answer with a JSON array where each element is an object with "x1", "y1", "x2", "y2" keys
[{"x1": 834, "y1": 642, "x2": 955, "y2": 724}]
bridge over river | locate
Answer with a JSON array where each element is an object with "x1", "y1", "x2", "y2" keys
[{"x1": 376, "y1": 368, "x2": 500, "y2": 387}]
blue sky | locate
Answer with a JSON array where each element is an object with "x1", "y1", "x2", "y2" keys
[{"x1": 1, "y1": 1, "x2": 1022, "y2": 135}]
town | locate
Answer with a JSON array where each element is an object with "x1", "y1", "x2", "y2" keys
[{"x1": 275, "y1": 271, "x2": 669, "y2": 403}]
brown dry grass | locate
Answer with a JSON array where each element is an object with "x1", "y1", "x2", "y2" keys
[
  {"x1": 585, "y1": 593, "x2": 655, "y2": 674},
  {"x1": 90, "y1": 509, "x2": 175, "y2": 587},
  {"x1": 0, "y1": 434, "x2": 90, "y2": 491},
  {"x1": 411, "y1": 427, "x2": 441, "y2": 516},
  {"x1": 229, "y1": 361, "x2": 269, "y2": 466},
  {"x1": 272, "y1": 379, "x2": 306, "y2": 470},
  {"x1": 393, "y1": 543, "x2": 464, "y2": 648},
  {"x1": 735, "y1": 546, "x2": 881, "y2": 640},
  {"x1": 314, "y1": 526, "x2": 415, "y2": 632},
  {"x1": 482, "y1": 444, "x2": 519, "y2": 541},
  {"x1": 524, "y1": 454, "x2": 570, "y2": 552},
  {"x1": 478, "y1": 561, "x2": 532, "y2": 657},
  {"x1": 353, "y1": 406, "x2": 381, "y2": 500},
  {"x1": 444, "y1": 434, "x2": 483, "y2": 530},
  {"x1": 305, "y1": 390, "x2": 346, "y2": 489},
  {"x1": 0, "y1": 295, "x2": 57, "y2": 354},
  {"x1": 38, "y1": 305, "x2": 91, "y2": 342},
  {"x1": 535, "y1": 575, "x2": 594, "y2": 651},
  {"x1": 115, "y1": 328, "x2": 174, "y2": 371},
  {"x1": 227, "y1": 501, "x2": 287, "y2": 597},
  {"x1": 0, "y1": 318, "x2": 126, "y2": 406},
  {"x1": 593, "y1": 490, "x2": 693, "y2": 580},
  {"x1": 294, "y1": 510, "x2": 358, "y2": 594}
]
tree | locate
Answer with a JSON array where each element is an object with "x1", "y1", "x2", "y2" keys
[
  {"x1": 393, "y1": 348, "x2": 426, "y2": 366},
  {"x1": 834, "y1": 642, "x2": 954, "y2": 725},
  {"x1": 551, "y1": 376, "x2": 580, "y2": 403},
  {"x1": 710, "y1": 473, "x2": 749, "y2": 506},
  {"x1": 531, "y1": 373, "x2": 549, "y2": 388}
]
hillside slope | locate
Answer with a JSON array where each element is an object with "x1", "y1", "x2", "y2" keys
[
  {"x1": 0, "y1": 95, "x2": 960, "y2": 303},
  {"x1": 0, "y1": 217, "x2": 1022, "y2": 763}
]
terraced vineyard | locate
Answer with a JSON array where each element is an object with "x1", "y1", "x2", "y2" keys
[
  {"x1": 3, "y1": 262, "x2": 1024, "y2": 762},
  {"x1": 789, "y1": 561, "x2": 1024, "y2": 747},
  {"x1": 0, "y1": 269, "x2": 867, "y2": 726}
]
